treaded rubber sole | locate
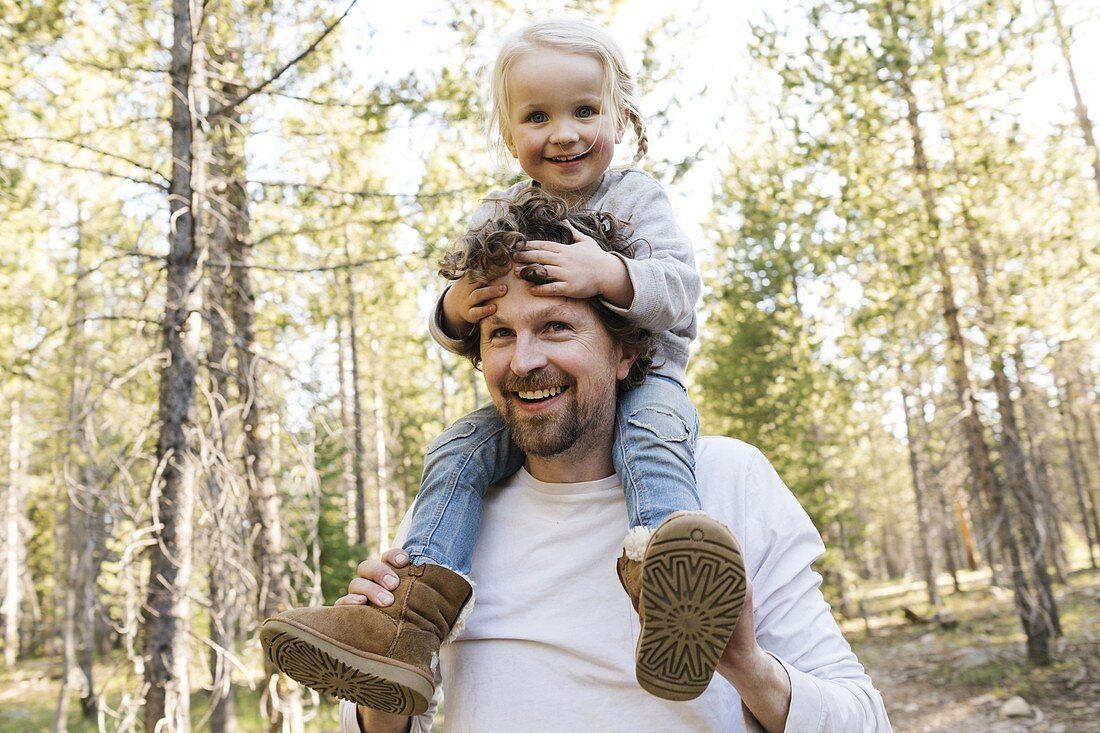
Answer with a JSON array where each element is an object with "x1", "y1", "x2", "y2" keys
[
  {"x1": 635, "y1": 513, "x2": 747, "y2": 701},
  {"x1": 260, "y1": 619, "x2": 433, "y2": 715}
]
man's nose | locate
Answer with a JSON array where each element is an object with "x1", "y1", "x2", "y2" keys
[{"x1": 510, "y1": 334, "x2": 548, "y2": 376}]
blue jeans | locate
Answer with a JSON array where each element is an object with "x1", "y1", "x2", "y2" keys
[{"x1": 402, "y1": 375, "x2": 701, "y2": 574}]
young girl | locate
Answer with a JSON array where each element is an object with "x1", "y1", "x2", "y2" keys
[{"x1": 262, "y1": 17, "x2": 746, "y2": 715}]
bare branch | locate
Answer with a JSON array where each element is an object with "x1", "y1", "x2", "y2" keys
[
  {"x1": 250, "y1": 180, "x2": 483, "y2": 200},
  {"x1": 6, "y1": 136, "x2": 169, "y2": 184},
  {"x1": 11, "y1": 150, "x2": 169, "y2": 190},
  {"x1": 206, "y1": 252, "x2": 410, "y2": 273},
  {"x1": 208, "y1": 0, "x2": 360, "y2": 120}
]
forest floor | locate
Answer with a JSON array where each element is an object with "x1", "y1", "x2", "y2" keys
[
  {"x1": 849, "y1": 566, "x2": 1100, "y2": 733},
  {"x1": 1, "y1": 567, "x2": 1096, "y2": 732}
]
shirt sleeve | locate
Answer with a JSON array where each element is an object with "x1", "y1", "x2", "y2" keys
[
  {"x1": 339, "y1": 509, "x2": 442, "y2": 733},
  {"x1": 598, "y1": 172, "x2": 701, "y2": 334},
  {"x1": 742, "y1": 449, "x2": 893, "y2": 733}
]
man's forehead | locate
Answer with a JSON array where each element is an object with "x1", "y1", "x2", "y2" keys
[{"x1": 482, "y1": 299, "x2": 594, "y2": 327}]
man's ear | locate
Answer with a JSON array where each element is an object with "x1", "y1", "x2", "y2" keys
[{"x1": 615, "y1": 344, "x2": 638, "y2": 382}]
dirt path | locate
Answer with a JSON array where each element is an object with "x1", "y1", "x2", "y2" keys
[{"x1": 849, "y1": 573, "x2": 1100, "y2": 733}]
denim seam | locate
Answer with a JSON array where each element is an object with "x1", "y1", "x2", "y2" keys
[
  {"x1": 418, "y1": 420, "x2": 512, "y2": 559},
  {"x1": 615, "y1": 406, "x2": 649, "y2": 529}
]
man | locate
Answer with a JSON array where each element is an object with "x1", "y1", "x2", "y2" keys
[{"x1": 332, "y1": 212, "x2": 891, "y2": 731}]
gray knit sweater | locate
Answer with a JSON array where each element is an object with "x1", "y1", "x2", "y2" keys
[{"x1": 430, "y1": 168, "x2": 700, "y2": 385}]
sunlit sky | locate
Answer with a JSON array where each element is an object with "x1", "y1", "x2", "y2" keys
[
  {"x1": 279, "y1": 0, "x2": 1099, "y2": 425},
  {"x1": 344, "y1": 0, "x2": 1100, "y2": 251}
]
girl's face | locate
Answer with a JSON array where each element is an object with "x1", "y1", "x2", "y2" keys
[{"x1": 503, "y1": 49, "x2": 622, "y2": 202}]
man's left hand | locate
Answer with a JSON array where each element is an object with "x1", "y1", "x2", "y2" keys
[{"x1": 716, "y1": 579, "x2": 793, "y2": 732}]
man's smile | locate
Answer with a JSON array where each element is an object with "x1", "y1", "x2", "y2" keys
[{"x1": 515, "y1": 385, "x2": 568, "y2": 402}]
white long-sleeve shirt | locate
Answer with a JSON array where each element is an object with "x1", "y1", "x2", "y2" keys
[
  {"x1": 429, "y1": 169, "x2": 700, "y2": 386},
  {"x1": 341, "y1": 437, "x2": 892, "y2": 732}
]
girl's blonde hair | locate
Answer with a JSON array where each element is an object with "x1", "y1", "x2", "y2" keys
[{"x1": 490, "y1": 18, "x2": 649, "y2": 167}]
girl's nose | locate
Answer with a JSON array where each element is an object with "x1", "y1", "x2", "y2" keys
[
  {"x1": 511, "y1": 334, "x2": 548, "y2": 376},
  {"x1": 549, "y1": 122, "x2": 580, "y2": 146}
]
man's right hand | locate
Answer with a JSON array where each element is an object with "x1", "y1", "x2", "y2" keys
[
  {"x1": 334, "y1": 548, "x2": 411, "y2": 609},
  {"x1": 336, "y1": 549, "x2": 414, "y2": 733},
  {"x1": 440, "y1": 275, "x2": 508, "y2": 339}
]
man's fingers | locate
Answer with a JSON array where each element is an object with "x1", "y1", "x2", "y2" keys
[
  {"x1": 334, "y1": 593, "x2": 368, "y2": 606},
  {"x1": 380, "y1": 548, "x2": 410, "y2": 567},
  {"x1": 347, "y1": 576, "x2": 396, "y2": 606},
  {"x1": 355, "y1": 558, "x2": 401, "y2": 586},
  {"x1": 344, "y1": 549, "x2": 411, "y2": 606}
]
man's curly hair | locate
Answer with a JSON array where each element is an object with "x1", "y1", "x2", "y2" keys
[{"x1": 438, "y1": 186, "x2": 656, "y2": 390}]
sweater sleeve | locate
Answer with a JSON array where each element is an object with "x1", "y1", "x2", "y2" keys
[
  {"x1": 598, "y1": 172, "x2": 701, "y2": 334},
  {"x1": 742, "y1": 449, "x2": 893, "y2": 733},
  {"x1": 426, "y1": 186, "x2": 520, "y2": 353}
]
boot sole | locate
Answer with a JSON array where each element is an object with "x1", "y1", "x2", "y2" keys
[
  {"x1": 261, "y1": 618, "x2": 433, "y2": 715},
  {"x1": 636, "y1": 513, "x2": 747, "y2": 701}
]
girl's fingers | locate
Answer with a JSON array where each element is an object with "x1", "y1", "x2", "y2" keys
[
  {"x1": 466, "y1": 303, "x2": 497, "y2": 322},
  {"x1": 471, "y1": 283, "x2": 507, "y2": 303}
]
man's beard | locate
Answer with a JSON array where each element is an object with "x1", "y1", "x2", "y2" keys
[{"x1": 500, "y1": 370, "x2": 615, "y2": 458}]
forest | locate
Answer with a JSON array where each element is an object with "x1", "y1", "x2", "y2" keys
[{"x1": 0, "y1": 0, "x2": 1097, "y2": 731}]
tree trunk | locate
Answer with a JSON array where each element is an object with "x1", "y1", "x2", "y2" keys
[
  {"x1": 145, "y1": 1, "x2": 201, "y2": 728},
  {"x1": 334, "y1": 291, "x2": 358, "y2": 547},
  {"x1": 1063, "y1": 374, "x2": 1100, "y2": 548},
  {"x1": 901, "y1": 387, "x2": 941, "y2": 609},
  {"x1": 343, "y1": 258, "x2": 368, "y2": 549},
  {"x1": 892, "y1": 31, "x2": 1053, "y2": 661},
  {"x1": 371, "y1": 353, "x2": 392, "y2": 558},
  {"x1": 1057, "y1": 380, "x2": 1099, "y2": 567},
  {"x1": 226, "y1": 125, "x2": 302, "y2": 733},
  {"x1": 3, "y1": 400, "x2": 24, "y2": 668},
  {"x1": 78, "y1": 488, "x2": 99, "y2": 720},
  {"x1": 204, "y1": 97, "x2": 240, "y2": 733},
  {"x1": 1018, "y1": 368, "x2": 1069, "y2": 584},
  {"x1": 957, "y1": 212, "x2": 1060, "y2": 637},
  {"x1": 1049, "y1": 0, "x2": 1100, "y2": 203}
]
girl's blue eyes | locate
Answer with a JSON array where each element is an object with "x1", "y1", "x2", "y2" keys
[{"x1": 526, "y1": 107, "x2": 598, "y2": 123}]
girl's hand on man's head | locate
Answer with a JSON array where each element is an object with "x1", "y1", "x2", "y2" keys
[
  {"x1": 511, "y1": 220, "x2": 618, "y2": 299},
  {"x1": 441, "y1": 274, "x2": 508, "y2": 339}
]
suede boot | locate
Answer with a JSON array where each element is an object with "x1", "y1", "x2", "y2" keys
[
  {"x1": 617, "y1": 511, "x2": 747, "y2": 701},
  {"x1": 260, "y1": 563, "x2": 473, "y2": 715}
]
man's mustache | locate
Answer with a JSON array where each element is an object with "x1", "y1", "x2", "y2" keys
[{"x1": 504, "y1": 369, "x2": 574, "y2": 393}]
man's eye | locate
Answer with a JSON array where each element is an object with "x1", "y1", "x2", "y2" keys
[
  {"x1": 528, "y1": 111, "x2": 548, "y2": 123},
  {"x1": 547, "y1": 322, "x2": 571, "y2": 333},
  {"x1": 577, "y1": 106, "x2": 597, "y2": 119},
  {"x1": 489, "y1": 328, "x2": 514, "y2": 339}
]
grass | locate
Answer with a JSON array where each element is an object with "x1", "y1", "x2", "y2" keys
[{"x1": 0, "y1": 658, "x2": 345, "y2": 733}]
